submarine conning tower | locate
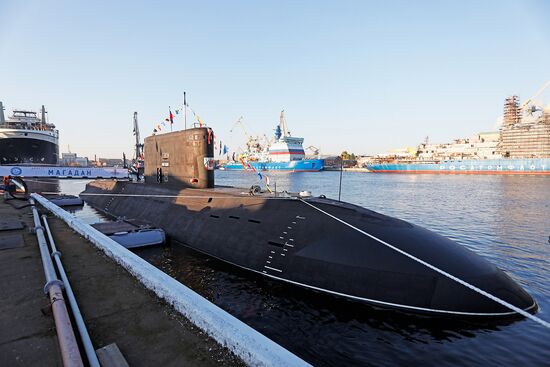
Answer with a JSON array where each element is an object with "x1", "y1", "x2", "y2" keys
[{"x1": 144, "y1": 127, "x2": 215, "y2": 189}]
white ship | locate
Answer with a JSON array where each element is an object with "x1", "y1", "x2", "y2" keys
[
  {"x1": 224, "y1": 110, "x2": 324, "y2": 171},
  {"x1": 0, "y1": 101, "x2": 59, "y2": 165}
]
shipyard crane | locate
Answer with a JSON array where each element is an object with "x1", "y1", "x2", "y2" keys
[
  {"x1": 230, "y1": 116, "x2": 249, "y2": 137},
  {"x1": 305, "y1": 145, "x2": 320, "y2": 157},
  {"x1": 133, "y1": 112, "x2": 143, "y2": 161},
  {"x1": 130, "y1": 112, "x2": 145, "y2": 178},
  {"x1": 494, "y1": 82, "x2": 550, "y2": 125},
  {"x1": 263, "y1": 134, "x2": 275, "y2": 149},
  {"x1": 522, "y1": 80, "x2": 550, "y2": 108},
  {"x1": 229, "y1": 116, "x2": 264, "y2": 154}
]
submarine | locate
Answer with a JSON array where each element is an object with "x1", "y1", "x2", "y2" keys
[{"x1": 81, "y1": 127, "x2": 537, "y2": 318}]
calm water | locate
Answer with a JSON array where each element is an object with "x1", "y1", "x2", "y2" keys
[{"x1": 46, "y1": 172, "x2": 550, "y2": 366}]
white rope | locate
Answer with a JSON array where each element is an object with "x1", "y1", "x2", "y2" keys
[
  {"x1": 25, "y1": 179, "x2": 63, "y2": 185},
  {"x1": 71, "y1": 192, "x2": 287, "y2": 200},
  {"x1": 299, "y1": 199, "x2": 550, "y2": 329}
]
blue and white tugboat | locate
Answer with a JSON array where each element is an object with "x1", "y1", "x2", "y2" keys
[{"x1": 224, "y1": 110, "x2": 323, "y2": 171}]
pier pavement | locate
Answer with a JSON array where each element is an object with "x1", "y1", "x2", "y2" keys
[{"x1": 0, "y1": 197, "x2": 243, "y2": 366}]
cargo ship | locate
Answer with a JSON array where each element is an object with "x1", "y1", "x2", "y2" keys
[
  {"x1": 0, "y1": 101, "x2": 59, "y2": 165},
  {"x1": 368, "y1": 158, "x2": 550, "y2": 174},
  {"x1": 223, "y1": 111, "x2": 323, "y2": 171},
  {"x1": 367, "y1": 86, "x2": 550, "y2": 175}
]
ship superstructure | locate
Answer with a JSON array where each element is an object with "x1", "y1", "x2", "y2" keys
[
  {"x1": 267, "y1": 110, "x2": 306, "y2": 162},
  {"x1": 415, "y1": 132, "x2": 501, "y2": 162},
  {"x1": 0, "y1": 102, "x2": 59, "y2": 165}
]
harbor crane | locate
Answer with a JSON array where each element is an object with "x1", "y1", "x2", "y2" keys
[
  {"x1": 495, "y1": 81, "x2": 550, "y2": 124},
  {"x1": 522, "y1": 80, "x2": 550, "y2": 109},
  {"x1": 229, "y1": 116, "x2": 264, "y2": 153},
  {"x1": 230, "y1": 116, "x2": 250, "y2": 137},
  {"x1": 133, "y1": 112, "x2": 143, "y2": 161},
  {"x1": 130, "y1": 112, "x2": 145, "y2": 178},
  {"x1": 305, "y1": 145, "x2": 320, "y2": 157}
]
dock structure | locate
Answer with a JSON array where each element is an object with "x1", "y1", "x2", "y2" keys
[
  {"x1": 0, "y1": 197, "x2": 244, "y2": 366},
  {"x1": 0, "y1": 200, "x2": 62, "y2": 365},
  {"x1": 33, "y1": 193, "x2": 310, "y2": 367}
]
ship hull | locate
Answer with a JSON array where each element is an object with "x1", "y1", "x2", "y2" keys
[
  {"x1": 81, "y1": 180, "x2": 537, "y2": 318},
  {"x1": 224, "y1": 159, "x2": 324, "y2": 172},
  {"x1": 0, "y1": 129, "x2": 59, "y2": 165},
  {"x1": 367, "y1": 158, "x2": 550, "y2": 175}
]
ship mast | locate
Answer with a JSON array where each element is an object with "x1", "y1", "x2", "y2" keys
[
  {"x1": 184, "y1": 92, "x2": 187, "y2": 130},
  {"x1": 279, "y1": 110, "x2": 290, "y2": 137},
  {"x1": 0, "y1": 101, "x2": 5, "y2": 124},
  {"x1": 41, "y1": 105, "x2": 46, "y2": 129}
]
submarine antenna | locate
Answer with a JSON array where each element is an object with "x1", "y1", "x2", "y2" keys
[
  {"x1": 338, "y1": 158, "x2": 344, "y2": 201},
  {"x1": 184, "y1": 92, "x2": 187, "y2": 130}
]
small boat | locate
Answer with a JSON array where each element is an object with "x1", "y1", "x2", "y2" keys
[
  {"x1": 91, "y1": 219, "x2": 165, "y2": 249},
  {"x1": 44, "y1": 194, "x2": 84, "y2": 207}
]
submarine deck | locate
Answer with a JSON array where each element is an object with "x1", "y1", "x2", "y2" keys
[{"x1": 81, "y1": 180, "x2": 538, "y2": 318}]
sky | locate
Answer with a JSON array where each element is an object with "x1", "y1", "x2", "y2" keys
[{"x1": 0, "y1": 0, "x2": 549, "y2": 159}]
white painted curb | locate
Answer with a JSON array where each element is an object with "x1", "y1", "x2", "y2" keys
[{"x1": 32, "y1": 193, "x2": 310, "y2": 367}]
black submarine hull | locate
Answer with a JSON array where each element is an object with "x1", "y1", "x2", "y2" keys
[
  {"x1": 81, "y1": 127, "x2": 537, "y2": 317},
  {"x1": 81, "y1": 180, "x2": 536, "y2": 317}
]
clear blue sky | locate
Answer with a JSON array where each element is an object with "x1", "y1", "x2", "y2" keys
[{"x1": 1, "y1": 0, "x2": 549, "y2": 159}]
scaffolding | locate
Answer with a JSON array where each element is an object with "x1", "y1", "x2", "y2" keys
[
  {"x1": 503, "y1": 95, "x2": 522, "y2": 126},
  {"x1": 499, "y1": 95, "x2": 550, "y2": 158}
]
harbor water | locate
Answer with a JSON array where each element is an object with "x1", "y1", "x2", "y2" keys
[{"x1": 46, "y1": 171, "x2": 550, "y2": 366}]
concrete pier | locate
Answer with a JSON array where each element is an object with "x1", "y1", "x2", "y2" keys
[
  {"x1": 0, "y1": 199, "x2": 62, "y2": 366},
  {"x1": 0, "y1": 197, "x2": 243, "y2": 366}
]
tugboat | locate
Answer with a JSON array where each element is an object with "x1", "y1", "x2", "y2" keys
[
  {"x1": 81, "y1": 127, "x2": 537, "y2": 318},
  {"x1": 0, "y1": 102, "x2": 59, "y2": 165},
  {"x1": 224, "y1": 111, "x2": 323, "y2": 171}
]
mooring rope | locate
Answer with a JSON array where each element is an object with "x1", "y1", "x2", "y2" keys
[
  {"x1": 299, "y1": 199, "x2": 550, "y2": 329},
  {"x1": 69, "y1": 192, "x2": 288, "y2": 200},
  {"x1": 25, "y1": 179, "x2": 65, "y2": 185}
]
